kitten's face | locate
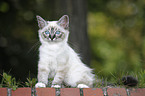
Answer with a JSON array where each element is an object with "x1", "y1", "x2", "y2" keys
[
  {"x1": 37, "y1": 15, "x2": 69, "y2": 43},
  {"x1": 41, "y1": 26, "x2": 65, "y2": 42}
]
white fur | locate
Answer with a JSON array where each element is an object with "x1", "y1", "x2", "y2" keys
[
  {"x1": 77, "y1": 84, "x2": 89, "y2": 88},
  {"x1": 35, "y1": 82, "x2": 46, "y2": 88},
  {"x1": 35, "y1": 18, "x2": 94, "y2": 88},
  {"x1": 51, "y1": 84, "x2": 61, "y2": 88}
]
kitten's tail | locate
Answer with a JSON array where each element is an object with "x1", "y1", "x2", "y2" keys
[
  {"x1": 121, "y1": 76, "x2": 138, "y2": 87},
  {"x1": 101, "y1": 76, "x2": 138, "y2": 87}
]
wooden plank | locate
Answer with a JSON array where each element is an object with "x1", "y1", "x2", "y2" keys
[
  {"x1": 60, "y1": 88, "x2": 80, "y2": 96},
  {"x1": 36, "y1": 88, "x2": 55, "y2": 96},
  {"x1": 83, "y1": 88, "x2": 104, "y2": 96},
  {"x1": 0, "y1": 88, "x2": 7, "y2": 96},
  {"x1": 130, "y1": 88, "x2": 145, "y2": 96},
  {"x1": 107, "y1": 88, "x2": 127, "y2": 96},
  {"x1": 12, "y1": 88, "x2": 31, "y2": 96}
]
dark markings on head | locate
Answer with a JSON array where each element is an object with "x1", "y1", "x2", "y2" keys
[{"x1": 51, "y1": 27, "x2": 54, "y2": 34}]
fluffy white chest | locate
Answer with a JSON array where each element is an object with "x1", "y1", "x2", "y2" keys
[{"x1": 39, "y1": 43, "x2": 68, "y2": 77}]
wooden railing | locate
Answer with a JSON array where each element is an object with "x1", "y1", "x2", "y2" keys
[{"x1": 0, "y1": 88, "x2": 145, "y2": 96}]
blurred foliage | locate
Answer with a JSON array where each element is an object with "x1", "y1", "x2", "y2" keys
[
  {"x1": 88, "y1": 0, "x2": 145, "y2": 78},
  {"x1": 0, "y1": 72, "x2": 37, "y2": 89},
  {"x1": 0, "y1": 72, "x2": 19, "y2": 90},
  {"x1": 25, "y1": 72, "x2": 37, "y2": 88},
  {"x1": 136, "y1": 70, "x2": 145, "y2": 87}
]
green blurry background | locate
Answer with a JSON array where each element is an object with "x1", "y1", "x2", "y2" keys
[
  {"x1": 0, "y1": 0, "x2": 145, "y2": 82},
  {"x1": 88, "y1": 0, "x2": 145, "y2": 78}
]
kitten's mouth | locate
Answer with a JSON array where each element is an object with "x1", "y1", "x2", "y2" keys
[{"x1": 48, "y1": 38, "x2": 56, "y2": 41}]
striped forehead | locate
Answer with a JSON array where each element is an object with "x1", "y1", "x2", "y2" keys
[{"x1": 46, "y1": 26, "x2": 59, "y2": 33}]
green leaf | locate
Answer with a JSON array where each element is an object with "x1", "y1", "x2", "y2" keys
[{"x1": 12, "y1": 86, "x2": 17, "y2": 91}]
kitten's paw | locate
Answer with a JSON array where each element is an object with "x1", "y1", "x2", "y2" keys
[
  {"x1": 77, "y1": 84, "x2": 89, "y2": 88},
  {"x1": 51, "y1": 84, "x2": 61, "y2": 88},
  {"x1": 35, "y1": 82, "x2": 46, "y2": 88}
]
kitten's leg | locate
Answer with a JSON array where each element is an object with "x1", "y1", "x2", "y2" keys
[
  {"x1": 51, "y1": 72, "x2": 64, "y2": 88},
  {"x1": 65, "y1": 66, "x2": 94, "y2": 88},
  {"x1": 35, "y1": 64, "x2": 50, "y2": 88},
  {"x1": 51, "y1": 67, "x2": 66, "y2": 88}
]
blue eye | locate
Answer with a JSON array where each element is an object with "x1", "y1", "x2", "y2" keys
[
  {"x1": 45, "y1": 31, "x2": 50, "y2": 34},
  {"x1": 56, "y1": 31, "x2": 60, "y2": 34}
]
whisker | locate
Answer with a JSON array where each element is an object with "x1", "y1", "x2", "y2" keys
[
  {"x1": 26, "y1": 41, "x2": 41, "y2": 55},
  {"x1": 68, "y1": 41, "x2": 79, "y2": 52}
]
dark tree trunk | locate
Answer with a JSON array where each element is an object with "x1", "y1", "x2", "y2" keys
[{"x1": 52, "y1": 0, "x2": 91, "y2": 66}]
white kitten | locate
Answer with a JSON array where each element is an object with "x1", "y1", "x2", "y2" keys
[{"x1": 35, "y1": 15, "x2": 94, "y2": 88}]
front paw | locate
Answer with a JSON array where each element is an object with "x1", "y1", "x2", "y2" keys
[
  {"x1": 77, "y1": 84, "x2": 89, "y2": 88},
  {"x1": 51, "y1": 84, "x2": 61, "y2": 88},
  {"x1": 35, "y1": 82, "x2": 46, "y2": 88}
]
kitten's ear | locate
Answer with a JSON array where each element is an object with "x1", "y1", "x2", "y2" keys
[
  {"x1": 57, "y1": 15, "x2": 69, "y2": 30},
  {"x1": 36, "y1": 15, "x2": 47, "y2": 29}
]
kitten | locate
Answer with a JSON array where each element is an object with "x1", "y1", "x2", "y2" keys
[{"x1": 35, "y1": 15, "x2": 95, "y2": 88}]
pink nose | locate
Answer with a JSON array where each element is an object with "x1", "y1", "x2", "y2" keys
[{"x1": 49, "y1": 34, "x2": 56, "y2": 40}]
